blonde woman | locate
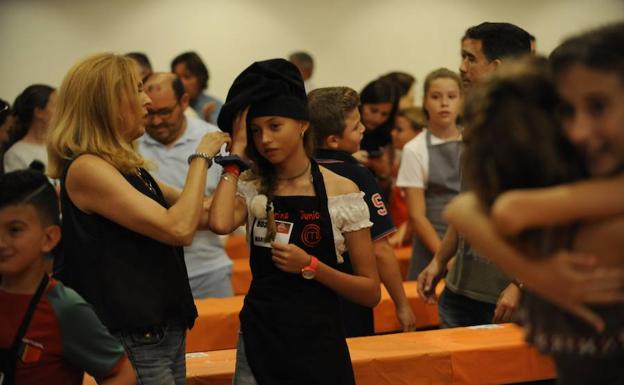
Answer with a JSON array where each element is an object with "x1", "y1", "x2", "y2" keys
[{"x1": 47, "y1": 53, "x2": 229, "y2": 385}]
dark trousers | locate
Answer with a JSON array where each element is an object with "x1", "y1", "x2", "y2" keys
[{"x1": 438, "y1": 287, "x2": 496, "y2": 328}]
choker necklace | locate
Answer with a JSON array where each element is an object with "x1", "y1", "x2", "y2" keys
[{"x1": 276, "y1": 162, "x2": 311, "y2": 181}]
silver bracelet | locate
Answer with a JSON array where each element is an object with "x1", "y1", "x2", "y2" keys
[{"x1": 187, "y1": 152, "x2": 213, "y2": 167}]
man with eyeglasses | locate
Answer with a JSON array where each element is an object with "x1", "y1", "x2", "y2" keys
[{"x1": 138, "y1": 72, "x2": 233, "y2": 298}]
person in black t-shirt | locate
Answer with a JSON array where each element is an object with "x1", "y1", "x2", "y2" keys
[{"x1": 310, "y1": 87, "x2": 416, "y2": 336}]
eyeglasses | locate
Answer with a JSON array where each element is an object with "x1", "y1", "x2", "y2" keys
[{"x1": 146, "y1": 102, "x2": 179, "y2": 119}]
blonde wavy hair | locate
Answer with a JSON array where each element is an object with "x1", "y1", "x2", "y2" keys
[{"x1": 47, "y1": 53, "x2": 149, "y2": 178}]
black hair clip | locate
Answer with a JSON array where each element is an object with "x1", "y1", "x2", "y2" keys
[{"x1": 213, "y1": 154, "x2": 251, "y2": 172}]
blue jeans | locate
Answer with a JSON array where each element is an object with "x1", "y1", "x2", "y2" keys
[
  {"x1": 114, "y1": 324, "x2": 187, "y2": 385},
  {"x1": 189, "y1": 265, "x2": 234, "y2": 299},
  {"x1": 232, "y1": 331, "x2": 258, "y2": 385},
  {"x1": 438, "y1": 287, "x2": 496, "y2": 328}
]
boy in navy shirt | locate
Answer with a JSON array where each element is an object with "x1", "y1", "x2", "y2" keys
[{"x1": 310, "y1": 87, "x2": 416, "y2": 336}]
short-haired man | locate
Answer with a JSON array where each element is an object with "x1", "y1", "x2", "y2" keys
[
  {"x1": 418, "y1": 22, "x2": 532, "y2": 328},
  {"x1": 138, "y1": 73, "x2": 233, "y2": 298}
]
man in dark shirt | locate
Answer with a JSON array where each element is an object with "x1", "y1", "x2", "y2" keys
[{"x1": 309, "y1": 87, "x2": 416, "y2": 336}]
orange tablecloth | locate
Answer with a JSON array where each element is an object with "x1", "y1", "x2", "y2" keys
[
  {"x1": 186, "y1": 281, "x2": 440, "y2": 353},
  {"x1": 224, "y1": 234, "x2": 249, "y2": 260},
  {"x1": 228, "y1": 234, "x2": 414, "y2": 295},
  {"x1": 231, "y1": 258, "x2": 251, "y2": 295},
  {"x1": 184, "y1": 324, "x2": 555, "y2": 385}
]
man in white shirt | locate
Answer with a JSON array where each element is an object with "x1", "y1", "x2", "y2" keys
[{"x1": 138, "y1": 72, "x2": 233, "y2": 298}]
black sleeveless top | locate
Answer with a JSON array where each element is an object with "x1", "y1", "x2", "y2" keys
[{"x1": 55, "y1": 157, "x2": 197, "y2": 333}]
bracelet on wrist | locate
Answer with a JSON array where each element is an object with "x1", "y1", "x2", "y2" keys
[
  {"x1": 221, "y1": 172, "x2": 239, "y2": 183},
  {"x1": 187, "y1": 152, "x2": 213, "y2": 167}
]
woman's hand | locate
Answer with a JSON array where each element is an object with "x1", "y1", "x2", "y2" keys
[
  {"x1": 230, "y1": 107, "x2": 249, "y2": 156},
  {"x1": 196, "y1": 131, "x2": 231, "y2": 157},
  {"x1": 271, "y1": 242, "x2": 312, "y2": 274}
]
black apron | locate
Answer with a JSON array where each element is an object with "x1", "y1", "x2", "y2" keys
[
  {"x1": 0, "y1": 275, "x2": 49, "y2": 385},
  {"x1": 240, "y1": 160, "x2": 355, "y2": 385},
  {"x1": 336, "y1": 252, "x2": 374, "y2": 337}
]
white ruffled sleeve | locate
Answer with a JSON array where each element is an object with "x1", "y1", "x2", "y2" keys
[
  {"x1": 328, "y1": 192, "x2": 373, "y2": 262},
  {"x1": 330, "y1": 192, "x2": 373, "y2": 233},
  {"x1": 237, "y1": 180, "x2": 259, "y2": 205}
]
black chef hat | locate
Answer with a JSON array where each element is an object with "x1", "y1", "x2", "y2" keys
[{"x1": 217, "y1": 58, "x2": 308, "y2": 133}]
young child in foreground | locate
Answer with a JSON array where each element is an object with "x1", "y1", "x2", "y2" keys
[{"x1": 0, "y1": 170, "x2": 135, "y2": 385}]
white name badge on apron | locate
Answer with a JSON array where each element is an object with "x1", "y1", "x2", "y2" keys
[{"x1": 253, "y1": 219, "x2": 294, "y2": 248}]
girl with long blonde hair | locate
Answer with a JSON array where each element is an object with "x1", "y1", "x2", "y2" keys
[{"x1": 48, "y1": 53, "x2": 229, "y2": 385}]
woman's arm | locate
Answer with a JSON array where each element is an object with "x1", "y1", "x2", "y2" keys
[
  {"x1": 66, "y1": 133, "x2": 229, "y2": 246},
  {"x1": 404, "y1": 187, "x2": 441, "y2": 253},
  {"x1": 492, "y1": 175, "x2": 624, "y2": 236},
  {"x1": 207, "y1": 177, "x2": 247, "y2": 234},
  {"x1": 445, "y1": 192, "x2": 624, "y2": 331},
  {"x1": 208, "y1": 109, "x2": 249, "y2": 234},
  {"x1": 67, "y1": 155, "x2": 208, "y2": 246},
  {"x1": 155, "y1": 180, "x2": 181, "y2": 206}
]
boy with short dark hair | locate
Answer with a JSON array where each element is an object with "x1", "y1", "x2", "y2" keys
[
  {"x1": 0, "y1": 170, "x2": 135, "y2": 385},
  {"x1": 310, "y1": 87, "x2": 416, "y2": 336}
]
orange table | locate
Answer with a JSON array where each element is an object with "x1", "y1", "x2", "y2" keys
[
  {"x1": 231, "y1": 258, "x2": 252, "y2": 295},
  {"x1": 186, "y1": 281, "x2": 441, "y2": 353},
  {"x1": 184, "y1": 324, "x2": 555, "y2": 385},
  {"x1": 224, "y1": 234, "x2": 249, "y2": 260}
]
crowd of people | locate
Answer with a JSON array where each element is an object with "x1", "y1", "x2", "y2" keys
[{"x1": 0, "y1": 19, "x2": 623, "y2": 385}]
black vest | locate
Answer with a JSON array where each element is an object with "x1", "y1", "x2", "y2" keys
[{"x1": 55, "y1": 158, "x2": 197, "y2": 332}]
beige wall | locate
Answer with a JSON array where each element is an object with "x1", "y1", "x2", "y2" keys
[{"x1": 1, "y1": 0, "x2": 623, "y2": 106}]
